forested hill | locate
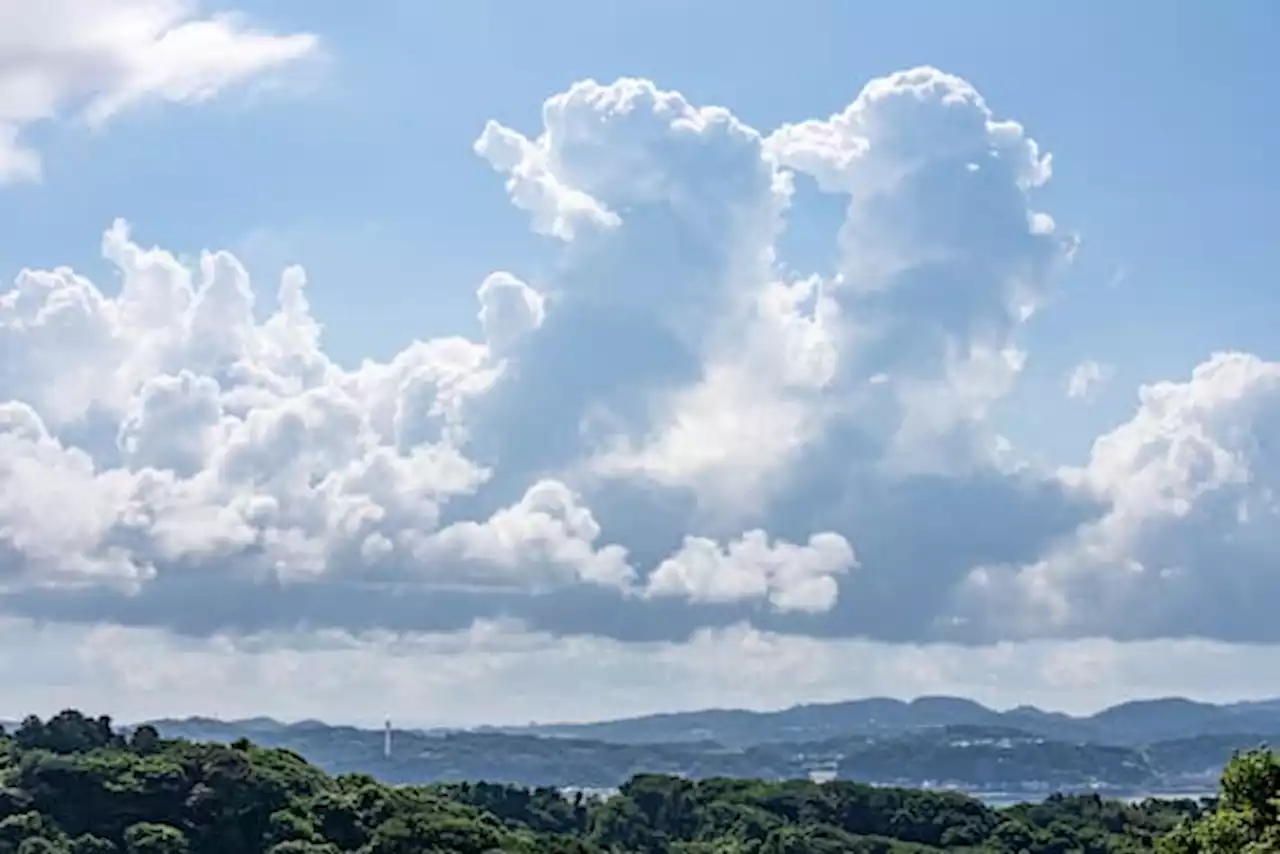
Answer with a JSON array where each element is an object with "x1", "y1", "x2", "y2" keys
[
  {"x1": 0, "y1": 709, "x2": 1245, "y2": 854},
  {"x1": 484, "y1": 696, "x2": 1280, "y2": 747},
  {"x1": 141, "y1": 717, "x2": 1266, "y2": 794},
  {"x1": 116, "y1": 695, "x2": 1280, "y2": 794}
]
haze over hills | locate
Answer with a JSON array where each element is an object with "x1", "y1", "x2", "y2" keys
[
  {"x1": 480, "y1": 695, "x2": 1280, "y2": 747},
  {"x1": 94, "y1": 695, "x2": 1280, "y2": 795},
  {"x1": 13, "y1": 694, "x2": 1278, "y2": 751}
]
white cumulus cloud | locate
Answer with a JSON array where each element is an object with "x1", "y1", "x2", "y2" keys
[
  {"x1": 646, "y1": 531, "x2": 856, "y2": 614},
  {"x1": 963, "y1": 352, "x2": 1280, "y2": 641},
  {"x1": 1, "y1": 57, "x2": 1277, "y2": 676},
  {"x1": 0, "y1": 216, "x2": 853, "y2": 627}
]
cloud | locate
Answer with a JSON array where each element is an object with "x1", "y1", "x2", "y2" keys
[
  {"x1": 2, "y1": 60, "x2": 1279, "y2": 668},
  {"x1": 0, "y1": 214, "x2": 854, "y2": 635},
  {"x1": 0, "y1": 67, "x2": 1085, "y2": 644},
  {"x1": 0, "y1": 0, "x2": 317, "y2": 182},
  {"x1": 8, "y1": 617, "x2": 1280, "y2": 726},
  {"x1": 645, "y1": 531, "x2": 856, "y2": 614},
  {"x1": 964, "y1": 352, "x2": 1280, "y2": 642},
  {"x1": 476, "y1": 272, "x2": 546, "y2": 356},
  {"x1": 422, "y1": 479, "x2": 635, "y2": 591},
  {"x1": 761, "y1": 68, "x2": 1067, "y2": 476},
  {"x1": 1066, "y1": 360, "x2": 1114, "y2": 401}
]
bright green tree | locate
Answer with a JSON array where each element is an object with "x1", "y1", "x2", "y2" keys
[
  {"x1": 121, "y1": 824, "x2": 188, "y2": 854},
  {"x1": 1159, "y1": 748, "x2": 1280, "y2": 854}
]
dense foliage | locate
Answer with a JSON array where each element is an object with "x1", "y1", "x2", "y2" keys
[
  {"x1": 0, "y1": 710, "x2": 1245, "y2": 854},
  {"x1": 1157, "y1": 747, "x2": 1280, "y2": 853}
]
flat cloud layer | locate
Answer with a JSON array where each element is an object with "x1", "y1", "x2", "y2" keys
[
  {"x1": 9, "y1": 618, "x2": 1280, "y2": 727},
  {"x1": 4, "y1": 53, "x2": 1280, "y2": 720}
]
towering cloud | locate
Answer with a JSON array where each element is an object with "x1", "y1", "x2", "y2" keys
[{"x1": 2, "y1": 62, "x2": 1279, "y2": 670}]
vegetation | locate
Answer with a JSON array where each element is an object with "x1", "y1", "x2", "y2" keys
[
  {"x1": 1158, "y1": 747, "x2": 1280, "y2": 853},
  {"x1": 0, "y1": 710, "x2": 1249, "y2": 854}
]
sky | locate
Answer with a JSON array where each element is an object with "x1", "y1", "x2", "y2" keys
[{"x1": 2, "y1": 0, "x2": 1280, "y2": 728}]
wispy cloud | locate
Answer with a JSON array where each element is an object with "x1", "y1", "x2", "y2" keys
[
  {"x1": 1066, "y1": 360, "x2": 1115, "y2": 401},
  {"x1": 0, "y1": 0, "x2": 317, "y2": 182}
]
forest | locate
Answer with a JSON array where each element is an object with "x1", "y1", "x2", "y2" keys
[{"x1": 0, "y1": 710, "x2": 1274, "y2": 854}]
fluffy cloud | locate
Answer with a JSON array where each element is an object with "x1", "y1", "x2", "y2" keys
[
  {"x1": 0, "y1": 0, "x2": 317, "y2": 181},
  {"x1": 476, "y1": 272, "x2": 546, "y2": 356},
  {"x1": 3, "y1": 58, "x2": 1280, "y2": 674},
  {"x1": 646, "y1": 531, "x2": 856, "y2": 614},
  {"x1": 964, "y1": 352, "x2": 1280, "y2": 642},
  {"x1": 0, "y1": 213, "x2": 853, "y2": 633}
]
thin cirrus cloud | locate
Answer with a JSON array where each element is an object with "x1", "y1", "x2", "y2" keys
[{"x1": 3, "y1": 40, "x2": 1280, "y2": 680}]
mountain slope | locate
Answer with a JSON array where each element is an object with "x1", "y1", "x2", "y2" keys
[{"x1": 491, "y1": 695, "x2": 1280, "y2": 747}]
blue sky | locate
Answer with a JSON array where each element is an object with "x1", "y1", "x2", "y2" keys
[{"x1": 2, "y1": 1, "x2": 1280, "y2": 725}]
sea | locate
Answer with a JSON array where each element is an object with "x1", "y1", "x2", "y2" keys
[
  {"x1": 976, "y1": 791, "x2": 1218, "y2": 807},
  {"x1": 558, "y1": 785, "x2": 1217, "y2": 808}
]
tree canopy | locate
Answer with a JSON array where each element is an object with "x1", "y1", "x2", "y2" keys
[
  {"x1": 0, "y1": 709, "x2": 1261, "y2": 854},
  {"x1": 1158, "y1": 747, "x2": 1280, "y2": 853}
]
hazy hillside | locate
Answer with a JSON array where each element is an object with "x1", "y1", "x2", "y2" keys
[
  {"x1": 491, "y1": 695, "x2": 1280, "y2": 747},
  {"x1": 141, "y1": 713, "x2": 1276, "y2": 793},
  {"x1": 7, "y1": 694, "x2": 1257, "y2": 791}
]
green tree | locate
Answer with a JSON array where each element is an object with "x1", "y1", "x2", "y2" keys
[
  {"x1": 121, "y1": 824, "x2": 187, "y2": 854},
  {"x1": 67, "y1": 837, "x2": 115, "y2": 854},
  {"x1": 127, "y1": 728, "x2": 160, "y2": 757},
  {"x1": 16, "y1": 840, "x2": 69, "y2": 854},
  {"x1": 1158, "y1": 749, "x2": 1280, "y2": 854},
  {"x1": 265, "y1": 843, "x2": 340, "y2": 854},
  {"x1": 0, "y1": 705, "x2": 1242, "y2": 854},
  {"x1": 367, "y1": 812, "x2": 502, "y2": 854},
  {"x1": 0, "y1": 813, "x2": 61, "y2": 848},
  {"x1": 15, "y1": 714, "x2": 120, "y2": 756}
]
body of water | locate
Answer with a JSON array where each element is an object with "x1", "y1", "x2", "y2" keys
[
  {"x1": 977, "y1": 791, "x2": 1216, "y2": 807},
  {"x1": 560, "y1": 784, "x2": 1217, "y2": 808}
]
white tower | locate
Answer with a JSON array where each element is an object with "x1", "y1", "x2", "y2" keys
[{"x1": 383, "y1": 718, "x2": 392, "y2": 758}]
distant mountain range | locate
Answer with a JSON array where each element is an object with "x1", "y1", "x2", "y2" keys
[
  {"x1": 9, "y1": 695, "x2": 1277, "y2": 749},
  {"x1": 481, "y1": 695, "x2": 1280, "y2": 748},
  {"x1": 7, "y1": 695, "x2": 1277, "y2": 793},
  {"x1": 74, "y1": 695, "x2": 1277, "y2": 794},
  {"x1": 126, "y1": 716, "x2": 1266, "y2": 795}
]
